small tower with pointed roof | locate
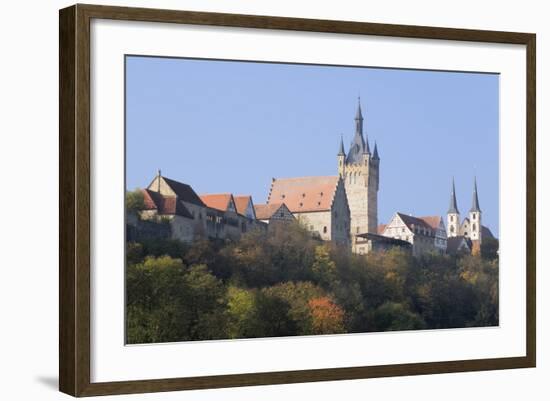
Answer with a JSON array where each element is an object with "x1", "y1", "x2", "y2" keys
[
  {"x1": 337, "y1": 97, "x2": 380, "y2": 235},
  {"x1": 469, "y1": 177, "x2": 482, "y2": 242},
  {"x1": 447, "y1": 178, "x2": 460, "y2": 237},
  {"x1": 337, "y1": 134, "x2": 346, "y2": 178}
]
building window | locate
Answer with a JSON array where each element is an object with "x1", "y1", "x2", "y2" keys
[
  {"x1": 472, "y1": 223, "x2": 476, "y2": 230},
  {"x1": 356, "y1": 227, "x2": 360, "y2": 233},
  {"x1": 310, "y1": 225, "x2": 314, "y2": 230},
  {"x1": 323, "y1": 226, "x2": 327, "y2": 234}
]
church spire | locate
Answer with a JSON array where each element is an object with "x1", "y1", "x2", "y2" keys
[
  {"x1": 448, "y1": 178, "x2": 459, "y2": 214},
  {"x1": 338, "y1": 135, "x2": 345, "y2": 156},
  {"x1": 470, "y1": 176, "x2": 481, "y2": 212},
  {"x1": 354, "y1": 96, "x2": 365, "y2": 148}
]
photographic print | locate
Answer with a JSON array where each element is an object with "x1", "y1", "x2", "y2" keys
[{"x1": 124, "y1": 56, "x2": 499, "y2": 344}]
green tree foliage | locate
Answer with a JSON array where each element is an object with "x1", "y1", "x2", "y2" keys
[
  {"x1": 263, "y1": 281, "x2": 326, "y2": 334},
  {"x1": 373, "y1": 302, "x2": 425, "y2": 331},
  {"x1": 311, "y1": 245, "x2": 337, "y2": 288},
  {"x1": 125, "y1": 189, "x2": 145, "y2": 213},
  {"x1": 126, "y1": 222, "x2": 499, "y2": 342},
  {"x1": 126, "y1": 256, "x2": 227, "y2": 343}
]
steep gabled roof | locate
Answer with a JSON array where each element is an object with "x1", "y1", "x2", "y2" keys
[
  {"x1": 447, "y1": 236, "x2": 471, "y2": 254},
  {"x1": 254, "y1": 202, "x2": 291, "y2": 220},
  {"x1": 267, "y1": 176, "x2": 340, "y2": 213},
  {"x1": 396, "y1": 212, "x2": 435, "y2": 236},
  {"x1": 141, "y1": 189, "x2": 194, "y2": 219},
  {"x1": 233, "y1": 195, "x2": 250, "y2": 215},
  {"x1": 161, "y1": 177, "x2": 205, "y2": 207},
  {"x1": 199, "y1": 193, "x2": 235, "y2": 212},
  {"x1": 234, "y1": 195, "x2": 256, "y2": 219}
]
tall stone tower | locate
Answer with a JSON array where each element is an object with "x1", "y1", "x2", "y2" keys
[
  {"x1": 337, "y1": 98, "x2": 379, "y2": 235},
  {"x1": 469, "y1": 177, "x2": 482, "y2": 242},
  {"x1": 447, "y1": 178, "x2": 460, "y2": 237}
]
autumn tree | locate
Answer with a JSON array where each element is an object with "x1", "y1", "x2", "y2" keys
[{"x1": 308, "y1": 297, "x2": 345, "y2": 334}]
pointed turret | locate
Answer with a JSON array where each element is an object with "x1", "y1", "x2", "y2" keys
[
  {"x1": 338, "y1": 135, "x2": 345, "y2": 156},
  {"x1": 470, "y1": 177, "x2": 481, "y2": 212},
  {"x1": 448, "y1": 178, "x2": 459, "y2": 214},
  {"x1": 372, "y1": 141, "x2": 379, "y2": 160}
]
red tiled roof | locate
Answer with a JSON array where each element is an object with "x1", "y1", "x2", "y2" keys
[
  {"x1": 255, "y1": 203, "x2": 285, "y2": 220},
  {"x1": 267, "y1": 176, "x2": 339, "y2": 213},
  {"x1": 377, "y1": 224, "x2": 387, "y2": 234},
  {"x1": 141, "y1": 189, "x2": 159, "y2": 210},
  {"x1": 141, "y1": 189, "x2": 193, "y2": 219},
  {"x1": 233, "y1": 195, "x2": 252, "y2": 216},
  {"x1": 200, "y1": 193, "x2": 234, "y2": 212},
  {"x1": 418, "y1": 216, "x2": 443, "y2": 230}
]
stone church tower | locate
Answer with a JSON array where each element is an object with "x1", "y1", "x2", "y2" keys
[
  {"x1": 469, "y1": 177, "x2": 482, "y2": 242},
  {"x1": 447, "y1": 178, "x2": 460, "y2": 237},
  {"x1": 337, "y1": 98, "x2": 379, "y2": 235}
]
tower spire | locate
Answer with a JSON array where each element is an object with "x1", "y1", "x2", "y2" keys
[
  {"x1": 372, "y1": 141, "x2": 379, "y2": 160},
  {"x1": 470, "y1": 176, "x2": 481, "y2": 212},
  {"x1": 448, "y1": 178, "x2": 459, "y2": 214},
  {"x1": 338, "y1": 134, "x2": 345, "y2": 156},
  {"x1": 354, "y1": 96, "x2": 364, "y2": 148}
]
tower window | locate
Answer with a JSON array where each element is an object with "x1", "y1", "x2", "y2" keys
[{"x1": 323, "y1": 226, "x2": 327, "y2": 234}]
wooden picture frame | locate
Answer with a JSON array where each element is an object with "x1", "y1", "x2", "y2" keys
[{"x1": 59, "y1": 3, "x2": 536, "y2": 397}]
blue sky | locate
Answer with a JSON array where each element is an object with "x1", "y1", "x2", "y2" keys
[{"x1": 126, "y1": 56, "x2": 499, "y2": 235}]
